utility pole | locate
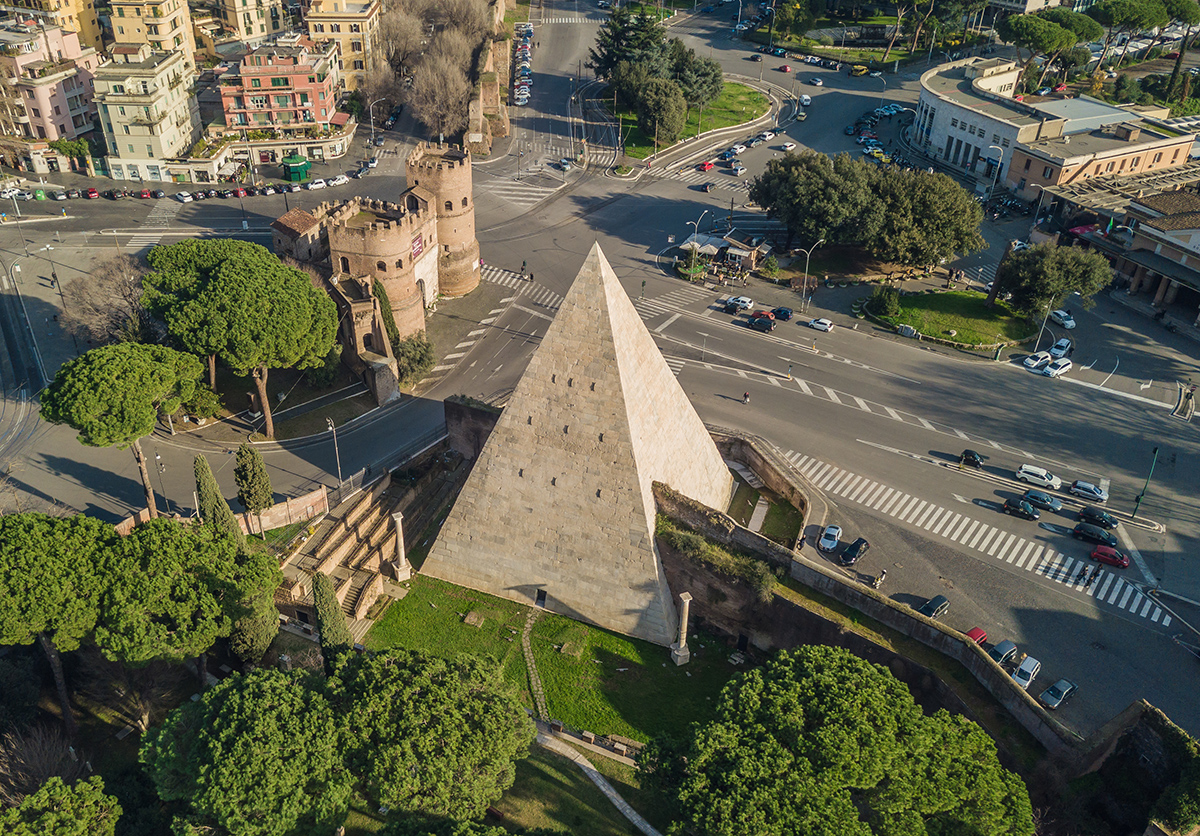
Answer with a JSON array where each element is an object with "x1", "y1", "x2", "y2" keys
[{"x1": 1132, "y1": 446, "x2": 1160, "y2": 518}]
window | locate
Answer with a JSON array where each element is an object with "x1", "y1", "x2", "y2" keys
[
  {"x1": 350, "y1": 22, "x2": 360, "y2": 32},
  {"x1": 1023, "y1": 159, "x2": 1030, "y2": 171},
  {"x1": 376, "y1": 260, "x2": 386, "y2": 271},
  {"x1": 251, "y1": 78, "x2": 261, "y2": 87},
  {"x1": 30, "y1": 107, "x2": 39, "y2": 117},
  {"x1": 146, "y1": 145, "x2": 152, "y2": 155},
  {"x1": 462, "y1": 197, "x2": 468, "y2": 207},
  {"x1": 968, "y1": 126, "x2": 976, "y2": 135},
  {"x1": 330, "y1": 23, "x2": 340, "y2": 32},
  {"x1": 1153, "y1": 152, "x2": 1163, "y2": 164},
  {"x1": 395, "y1": 258, "x2": 403, "y2": 268},
  {"x1": 1043, "y1": 166, "x2": 1052, "y2": 178},
  {"x1": 353, "y1": 60, "x2": 363, "y2": 69},
  {"x1": 993, "y1": 134, "x2": 1000, "y2": 143},
  {"x1": 1173, "y1": 149, "x2": 1180, "y2": 162},
  {"x1": 313, "y1": 23, "x2": 324, "y2": 31},
  {"x1": 951, "y1": 118, "x2": 958, "y2": 128},
  {"x1": 123, "y1": 125, "x2": 130, "y2": 134},
  {"x1": 339, "y1": 256, "x2": 349, "y2": 272},
  {"x1": 128, "y1": 144, "x2": 134, "y2": 152},
  {"x1": 117, "y1": 6, "x2": 124, "y2": 15},
  {"x1": 1132, "y1": 156, "x2": 1141, "y2": 167},
  {"x1": 1001, "y1": 138, "x2": 1009, "y2": 147},
  {"x1": 271, "y1": 77, "x2": 288, "y2": 86},
  {"x1": 350, "y1": 40, "x2": 361, "y2": 52},
  {"x1": 444, "y1": 200, "x2": 453, "y2": 211},
  {"x1": 117, "y1": 24, "x2": 124, "y2": 33},
  {"x1": 53, "y1": 105, "x2": 60, "y2": 115}
]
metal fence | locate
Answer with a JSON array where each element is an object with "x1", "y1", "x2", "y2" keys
[{"x1": 327, "y1": 423, "x2": 448, "y2": 507}]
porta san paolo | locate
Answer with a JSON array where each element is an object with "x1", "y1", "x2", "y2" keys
[{"x1": 271, "y1": 142, "x2": 481, "y2": 403}]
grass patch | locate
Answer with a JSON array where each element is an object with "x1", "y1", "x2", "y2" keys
[
  {"x1": 247, "y1": 518, "x2": 311, "y2": 551},
  {"x1": 656, "y1": 516, "x2": 777, "y2": 602},
  {"x1": 760, "y1": 499, "x2": 803, "y2": 546},
  {"x1": 566, "y1": 744, "x2": 675, "y2": 834},
  {"x1": 491, "y1": 747, "x2": 643, "y2": 836},
  {"x1": 728, "y1": 478, "x2": 759, "y2": 527},
  {"x1": 363, "y1": 576, "x2": 531, "y2": 697},
  {"x1": 531, "y1": 615, "x2": 735, "y2": 743},
  {"x1": 774, "y1": 577, "x2": 1046, "y2": 772},
  {"x1": 874, "y1": 291, "x2": 1031, "y2": 345},
  {"x1": 615, "y1": 83, "x2": 768, "y2": 159}
]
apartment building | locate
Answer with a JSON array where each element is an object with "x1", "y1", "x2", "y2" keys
[
  {"x1": 0, "y1": 18, "x2": 100, "y2": 141},
  {"x1": 94, "y1": 43, "x2": 200, "y2": 182},
  {"x1": 305, "y1": 0, "x2": 380, "y2": 92},
  {"x1": 2, "y1": 0, "x2": 101, "y2": 53},
  {"x1": 109, "y1": 0, "x2": 195, "y2": 73},
  {"x1": 218, "y1": 36, "x2": 339, "y2": 131},
  {"x1": 217, "y1": 0, "x2": 286, "y2": 48}
]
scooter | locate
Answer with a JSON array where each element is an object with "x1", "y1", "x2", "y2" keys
[{"x1": 871, "y1": 569, "x2": 887, "y2": 589}]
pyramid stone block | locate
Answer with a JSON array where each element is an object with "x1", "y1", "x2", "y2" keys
[{"x1": 421, "y1": 243, "x2": 733, "y2": 645}]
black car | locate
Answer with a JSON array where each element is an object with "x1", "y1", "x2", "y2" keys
[
  {"x1": 838, "y1": 537, "x2": 870, "y2": 566},
  {"x1": 245, "y1": 186, "x2": 259, "y2": 196},
  {"x1": 771, "y1": 307, "x2": 793, "y2": 321},
  {"x1": 106, "y1": 188, "x2": 124, "y2": 200},
  {"x1": 750, "y1": 316, "x2": 775, "y2": 332},
  {"x1": 219, "y1": 189, "x2": 234, "y2": 198},
  {"x1": 65, "y1": 188, "x2": 80, "y2": 199},
  {"x1": 352, "y1": 168, "x2": 367, "y2": 179},
  {"x1": 722, "y1": 301, "x2": 740, "y2": 315},
  {"x1": 917, "y1": 595, "x2": 949, "y2": 620},
  {"x1": 151, "y1": 188, "x2": 166, "y2": 198},
  {"x1": 204, "y1": 188, "x2": 219, "y2": 198},
  {"x1": 1003, "y1": 498, "x2": 1040, "y2": 521},
  {"x1": 1078, "y1": 506, "x2": 1117, "y2": 530},
  {"x1": 1073, "y1": 523, "x2": 1117, "y2": 548},
  {"x1": 751, "y1": 53, "x2": 763, "y2": 61},
  {"x1": 1023, "y1": 489, "x2": 1062, "y2": 512},
  {"x1": 960, "y1": 449, "x2": 983, "y2": 469}
]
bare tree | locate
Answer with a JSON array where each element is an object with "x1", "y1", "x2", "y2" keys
[
  {"x1": 407, "y1": 54, "x2": 470, "y2": 138},
  {"x1": 0, "y1": 725, "x2": 90, "y2": 806},
  {"x1": 361, "y1": 65, "x2": 404, "y2": 124},
  {"x1": 60, "y1": 253, "x2": 151, "y2": 347},
  {"x1": 378, "y1": 7, "x2": 427, "y2": 78},
  {"x1": 442, "y1": 0, "x2": 492, "y2": 42},
  {"x1": 77, "y1": 649, "x2": 188, "y2": 735},
  {"x1": 431, "y1": 27, "x2": 474, "y2": 73}
]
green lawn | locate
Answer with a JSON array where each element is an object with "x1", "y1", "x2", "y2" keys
[
  {"x1": 760, "y1": 498, "x2": 804, "y2": 546},
  {"x1": 728, "y1": 477, "x2": 760, "y2": 527},
  {"x1": 876, "y1": 291, "x2": 1032, "y2": 346},
  {"x1": 568, "y1": 744, "x2": 674, "y2": 834},
  {"x1": 616, "y1": 83, "x2": 769, "y2": 159}
]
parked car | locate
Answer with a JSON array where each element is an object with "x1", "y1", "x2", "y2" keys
[
  {"x1": 65, "y1": 188, "x2": 80, "y2": 199},
  {"x1": 1049, "y1": 309, "x2": 1076, "y2": 328},
  {"x1": 261, "y1": 185, "x2": 277, "y2": 195},
  {"x1": 988, "y1": 640, "x2": 1018, "y2": 666},
  {"x1": 51, "y1": 190, "x2": 67, "y2": 201},
  {"x1": 1091, "y1": 545, "x2": 1130, "y2": 568},
  {"x1": 1016, "y1": 464, "x2": 1062, "y2": 490},
  {"x1": 232, "y1": 187, "x2": 247, "y2": 197},
  {"x1": 1022, "y1": 489, "x2": 1062, "y2": 512},
  {"x1": 728, "y1": 295, "x2": 753, "y2": 310},
  {"x1": 0, "y1": 187, "x2": 16, "y2": 199},
  {"x1": 1049, "y1": 337, "x2": 1073, "y2": 358},
  {"x1": 807, "y1": 317, "x2": 834, "y2": 331},
  {"x1": 218, "y1": 189, "x2": 234, "y2": 198},
  {"x1": 1043, "y1": 358, "x2": 1073, "y2": 378},
  {"x1": 137, "y1": 188, "x2": 152, "y2": 199},
  {"x1": 758, "y1": 130, "x2": 775, "y2": 140},
  {"x1": 818, "y1": 524, "x2": 842, "y2": 552},
  {"x1": 1078, "y1": 506, "x2": 1117, "y2": 529},
  {"x1": 1023, "y1": 351, "x2": 1051, "y2": 371},
  {"x1": 1012, "y1": 655, "x2": 1040, "y2": 690},
  {"x1": 782, "y1": 141, "x2": 796, "y2": 151},
  {"x1": 811, "y1": 77, "x2": 823, "y2": 86},
  {"x1": 105, "y1": 189, "x2": 124, "y2": 200},
  {"x1": 329, "y1": 174, "x2": 350, "y2": 186},
  {"x1": 1040, "y1": 678, "x2": 1077, "y2": 709},
  {"x1": 960, "y1": 449, "x2": 983, "y2": 469},
  {"x1": 176, "y1": 191, "x2": 194, "y2": 202},
  {"x1": 306, "y1": 178, "x2": 327, "y2": 190},
  {"x1": 1003, "y1": 498, "x2": 1040, "y2": 521},
  {"x1": 85, "y1": 187, "x2": 100, "y2": 199},
  {"x1": 771, "y1": 307, "x2": 793, "y2": 321},
  {"x1": 839, "y1": 537, "x2": 870, "y2": 566},
  {"x1": 966, "y1": 627, "x2": 987, "y2": 645},
  {"x1": 1073, "y1": 523, "x2": 1118, "y2": 548},
  {"x1": 1069, "y1": 480, "x2": 1108, "y2": 503},
  {"x1": 916, "y1": 595, "x2": 949, "y2": 620}
]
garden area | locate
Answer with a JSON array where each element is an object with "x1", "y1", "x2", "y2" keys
[
  {"x1": 614, "y1": 82, "x2": 769, "y2": 159},
  {"x1": 866, "y1": 287, "x2": 1032, "y2": 346}
]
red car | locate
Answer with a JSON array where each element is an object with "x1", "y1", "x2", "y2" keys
[
  {"x1": 137, "y1": 188, "x2": 152, "y2": 198},
  {"x1": 779, "y1": 64, "x2": 791, "y2": 73},
  {"x1": 966, "y1": 627, "x2": 987, "y2": 645},
  {"x1": 698, "y1": 161, "x2": 715, "y2": 171},
  {"x1": 1091, "y1": 546, "x2": 1129, "y2": 568},
  {"x1": 750, "y1": 310, "x2": 775, "y2": 321},
  {"x1": 1053, "y1": 83, "x2": 1067, "y2": 92},
  {"x1": 85, "y1": 187, "x2": 99, "y2": 199},
  {"x1": 233, "y1": 187, "x2": 247, "y2": 197}
]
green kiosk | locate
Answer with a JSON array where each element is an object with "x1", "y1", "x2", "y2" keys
[{"x1": 280, "y1": 155, "x2": 312, "y2": 183}]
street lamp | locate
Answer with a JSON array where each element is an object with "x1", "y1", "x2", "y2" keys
[
  {"x1": 367, "y1": 96, "x2": 388, "y2": 144},
  {"x1": 1032, "y1": 301, "x2": 1053, "y2": 352},
  {"x1": 686, "y1": 209, "x2": 710, "y2": 276},
  {"x1": 799, "y1": 238, "x2": 825, "y2": 312},
  {"x1": 877, "y1": 75, "x2": 887, "y2": 109},
  {"x1": 988, "y1": 144, "x2": 1004, "y2": 201},
  {"x1": 327, "y1": 417, "x2": 343, "y2": 488},
  {"x1": 1132, "y1": 446, "x2": 1160, "y2": 518}
]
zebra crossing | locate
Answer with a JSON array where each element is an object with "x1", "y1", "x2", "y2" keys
[
  {"x1": 648, "y1": 166, "x2": 751, "y2": 194},
  {"x1": 480, "y1": 264, "x2": 564, "y2": 309},
  {"x1": 127, "y1": 198, "x2": 181, "y2": 249},
  {"x1": 632, "y1": 283, "x2": 714, "y2": 321},
  {"x1": 782, "y1": 449, "x2": 1171, "y2": 628},
  {"x1": 475, "y1": 168, "x2": 564, "y2": 210},
  {"x1": 538, "y1": 16, "x2": 602, "y2": 23}
]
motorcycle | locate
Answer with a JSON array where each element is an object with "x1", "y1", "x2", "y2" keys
[{"x1": 871, "y1": 569, "x2": 887, "y2": 589}]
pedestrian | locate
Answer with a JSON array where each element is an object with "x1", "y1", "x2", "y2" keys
[
  {"x1": 742, "y1": 392, "x2": 750, "y2": 404},
  {"x1": 528, "y1": 272, "x2": 534, "y2": 283}
]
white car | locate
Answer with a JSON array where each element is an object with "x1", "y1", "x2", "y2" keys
[
  {"x1": 869, "y1": 70, "x2": 883, "y2": 77},
  {"x1": 14, "y1": 190, "x2": 33, "y2": 200},
  {"x1": 1016, "y1": 464, "x2": 1062, "y2": 491},
  {"x1": 1049, "y1": 337, "x2": 1072, "y2": 358},
  {"x1": 811, "y1": 77, "x2": 823, "y2": 86},
  {"x1": 818, "y1": 524, "x2": 842, "y2": 552},
  {"x1": 781, "y1": 141, "x2": 796, "y2": 151},
  {"x1": 1049, "y1": 309, "x2": 1076, "y2": 328},
  {"x1": 1012, "y1": 655, "x2": 1040, "y2": 690},
  {"x1": 808, "y1": 317, "x2": 834, "y2": 331},
  {"x1": 799, "y1": 94, "x2": 812, "y2": 106},
  {"x1": 734, "y1": 165, "x2": 747, "y2": 176},
  {"x1": 328, "y1": 174, "x2": 349, "y2": 186},
  {"x1": 729, "y1": 295, "x2": 753, "y2": 310},
  {"x1": 731, "y1": 143, "x2": 747, "y2": 154},
  {"x1": 367, "y1": 157, "x2": 379, "y2": 168},
  {"x1": 1069, "y1": 480, "x2": 1109, "y2": 503},
  {"x1": 0, "y1": 187, "x2": 17, "y2": 199},
  {"x1": 306, "y1": 178, "x2": 327, "y2": 190},
  {"x1": 176, "y1": 191, "x2": 194, "y2": 202},
  {"x1": 1023, "y1": 351, "x2": 1051, "y2": 371},
  {"x1": 758, "y1": 130, "x2": 775, "y2": 140},
  {"x1": 1043, "y1": 358, "x2": 1072, "y2": 378}
]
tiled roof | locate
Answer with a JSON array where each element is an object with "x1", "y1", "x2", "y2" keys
[
  {"x1": 1143, "y1": 211, "x2": 1200, "y2": 231},
  {"x1": 1134, "y1": 190, "x2": 1200, "y2": 216},
  {"x1": 270, "y1": 207, "x2": 319, "y2": 237}
]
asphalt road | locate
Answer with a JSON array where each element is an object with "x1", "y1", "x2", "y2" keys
[{"x1": 0, "y1": 0, "x2": 1197, "y2": 737}]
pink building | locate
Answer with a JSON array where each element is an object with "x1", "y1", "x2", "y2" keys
[
  {"x1": 0, "y1": 18, "x2": 100, "y2": 141},
  {"x1": 217, "y1": 34, "x2": 340, "y2": 135}
]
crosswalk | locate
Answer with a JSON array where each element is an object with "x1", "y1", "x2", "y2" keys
[
  {"x1": 480, "y1": 264, "x2": 564, "y2": 309},
  {"x1": 781, "y1": 449, "x2": 1171, "y2": 628},
  {"x1": 632, "y1": 283, "x2": 714, "y2": 321},
  {"x1": 475, "y1": 168, "x2": 564, "y2": 210},
  {"x1": 127, "y1": 198, "x2": 181, "y2": 249},
  {"x1": 537, "y1": 16, "x2": 602, "y2": 23},
  {"x1": 648, "y1": 165, "x2": 751, "y2": 194}
]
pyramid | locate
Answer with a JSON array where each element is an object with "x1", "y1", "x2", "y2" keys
[{"x1": 421, "y1": 243, "x2": 734, "y2": 645}]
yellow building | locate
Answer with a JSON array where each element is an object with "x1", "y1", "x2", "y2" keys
[
  {"x1": 305, "y1": 0, "x2": 380, "y2": 92},
  {"x1": 4, "y1": 0, "x2": 102, "y2": 53},
  {"x1": 218, "y1": 0, "x2": 286, "y2": 47},
  {"x1": 109, "y1": 0, "x2": 195, "y2": 73}
]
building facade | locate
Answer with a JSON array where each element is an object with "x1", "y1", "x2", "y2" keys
[
  {"x1": 2, "y1": 0, "x2": 101, "y2": 53},
  {"x1": 405, "y1": 142, "x2": 480, "y2": 297},
  {"x1": 304, "y1": 0, "x2": 380, "y2": 92},
  {"x1": 0, "y1": 18, "x2": 99, "y2": 141},
  {"x1": 108, "y1": 0, "x2": 194, "y2": 72},
  {"x1": 217, "y1": 0, "x2": 286, "y2": 47},
  {"x1": 1113, "y1": 190, "x2": 1200, "y2": 324},
  {"x1": 94, "y1": 43, "x2": 200, "y2": 181},
  {"x1": 218, "y1": 36, "x2": 339, "y2": 133}
]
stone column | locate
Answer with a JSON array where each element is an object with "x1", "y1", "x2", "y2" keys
[
  {"x1": 1153, "y1": 275, "x2": 1171, "y2": 306},
  {"x1": 670, "y1": 592, "x2": 693, "y2": 666},
  {"x1": 1128, "y1": 265, "x2": 1143, "y2": 294},
  {"x1": 391, "y1": 511, "x2": 412, "y2": 581},
  {"x1": 1165, "y1": 280, "x2": 1181, "y2": 305}
]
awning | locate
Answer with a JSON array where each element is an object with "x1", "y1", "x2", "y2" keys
[
  {"x1": 218, "y1": 161, "x2": 241, "y2": 176},
  {"x1": 726, "y1": 246, "x2": 752, "y2": 257},
  {"x1": 331, "y1": 112, "x2": 351, "y2": 126}
]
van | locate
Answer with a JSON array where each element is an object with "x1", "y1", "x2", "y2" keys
[
  {"x1": 1012, "y1": 655, "x2": 1041, "y2": 690},
  {"x1": 799, "y1": 94, "x2": 811, "y2": 106}
]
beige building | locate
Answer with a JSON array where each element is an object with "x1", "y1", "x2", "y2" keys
[
  {"x1": 305, "y1": 0, "x2": 380, "y2": 92},
  {"x1": 94, "y1": 43, "x2": 200, "y2": 182},
  {"x1": 109, "y1": 0, "x2": 195, "y2": 72},
  {"x1": 3, "y1": 0, "x2": 101, "y2": 53},
  {"x1": 218, "y1": 0, "x2": 286, "y2": 47}
]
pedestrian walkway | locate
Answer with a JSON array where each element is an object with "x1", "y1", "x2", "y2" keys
[
  {"x1": 480, "y1": 264, "x2": 564, "y2": 309},
  {"x1": 475, "y1": 167, "x2": 565, "y2": 210},
  {"x1": 537, "y1": 15, "x2": 603, "y2": 23},
  {"x1": 536, "y1": 732, "x2": 663, "y2": 836},
  {"x1": 782, "y1": 448, "x2": 1172, "y2": 628},
  {"x1": 646, "y1": 165, "x2": 751, "y2": 194},
  {"x1": 631, "y1": 283, "x2": 714, "y2": 321}
]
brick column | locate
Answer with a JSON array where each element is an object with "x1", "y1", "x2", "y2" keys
[{"x1": 670, "y1": 592, "x2": 693, "y2": 666}]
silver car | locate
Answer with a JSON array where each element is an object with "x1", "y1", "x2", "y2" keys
[
  {"x1": 1039, "y1": 678, "x2": 1077, "y2": 709},
  {"x1": 818, "y1": 524, "x2": 842, "y2": 552}
]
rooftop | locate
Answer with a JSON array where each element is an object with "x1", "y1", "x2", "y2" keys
[
  {"x1": 1021, "y1": 122, "x2": 1180, "y2": 162},
  {"x1": 922, "y1": 62, "x2": 1040, "y2": 128},
  {"x1": 1043, "y1": 161, "x2": 1200, "y2": 216},
  {"x1": 271, "y1": 207, "x2": 319, "y2": 237},
  {"x1": 1134, "y1": 190, "x2": 1200, "y2": 216},
  {"x1": 307, "y1": 0, "x2": 375, "y2": 15}
]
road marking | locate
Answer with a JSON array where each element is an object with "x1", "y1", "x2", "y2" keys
[
  {"x1": 903, "y1": 499, "x2": 928, "y2": 523},
  {"x1": 854, "y1": 396, "x2": 871, "y2": 412},
  {"x1": 915, "y1": 504, "x2": 937, "y2": 527},
  {"x1": 768, "y1": 377, "x2": 782, "y2": 387},
  {"x1": 932, "y1": 511, "x2": 958, "y2": 536},
  {"x1": 1019, "y1": 544, "x2": 1042, "y2": 569},
  {"x1": 882, "y1": 492, "x2": 908, "y2": 515},
  {"x1": 1014, "y1": 541, "x2": 1036, "y2": 566},
  {"x1": 953, "y1": 428, "x2": 969, "y2": 439},
  {"x1": 850, "y1": 479, "x2": 876, "y2": 503},
  {"x1": 950, "y1": 517, "x2": 971, "y2": 540},
  {"x1": 917, "y1": 417, "x2": 935, "y2": 431},
  {"x1": 987, "y1": 439, "x2": 1003, "y2": 448},
  {"x1": 970, "y1": 526, "x2": 993, "y2": 550},
  {"x1": 654, "y1": 313, "x2": 681, "y2": 333},
  {"x1": 871, "y1": 487, "x2": 895, "y2": 510},
  {"x1": 480, "y1": 317, "x2": 497, "y2": 324},
  {"x1": 1097, "y1": 573, "x2": 1115, "y2": 599},
  {"x1": 1140, "y1": 597, "x2": 1154, "y2": 617},
  {"x1": 953, "y1": 493, "x2": 970, "y2": 504},
  {"x1": 444, "y1": 352, "x2": 467, "y2": 360},
  {"x1": 795, "y1": 378, "x2": 813, "y2": 395},
  {"x1": 823, "y1": 386, "x2": 842, "y2": 404},
  {"x1": 885, "y1": 406, "x2": 903, "y2": 421},
  {"x1": 960, "y1": 519, "x2": 981, "y2": 545},
  {"x1": 468, "y1": 329, "x2": 487, "y2": 336},
  {"x1": 810, "y1": 462, "x2": 833, "y2": 483}
]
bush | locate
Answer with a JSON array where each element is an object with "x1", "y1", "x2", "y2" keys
[
  {"x1": 395, "y1": 333, "x2": 436, "y2": 385},
  {"x1": 816, "y1": 34, "x2": 833, "y2": 46},
  {"x1": 306, "y1": 344, "x2": 342, "y2": 389},
  {"x1": 655, "y1": 516, "x2": 776, "y2": 601},
  {"x1": 870, "y1": 284, "x2": 901, "y2": 316},
  {"x1": 760, "y1": 255, "x2": 780, "y2": 277},
  {"x1": 1155, "y1": 759, "x2": 1200, "y2": 833}
]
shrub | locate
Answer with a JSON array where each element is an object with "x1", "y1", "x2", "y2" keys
[
  {"x1": 395, "y1": 333, "x2": 436, "y2": 385},
  {"x1": 184, "y1": 384, "x2": 222, "y2": 419},
  {"x1": 1155, "y1": 759, "x2": 1200, "y2": 833},
  {"x1": 870, "y1": 284, "x2": 901, "y2": 316},
  {"x1": 655, "y1": 516, "x2": 776, "y2": 601},
  {"x1": 760, "y1": 255, "x2": 780, "y2": 277},
  {"x1": 817, "y1": 34, "x2": 833, "y2": 46},
  {"x1": 305, "y1": 344, "x2": 342, "y2": 389}
]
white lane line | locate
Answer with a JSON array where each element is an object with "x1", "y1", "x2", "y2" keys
[
  {"x1": 987, "y1": 439, "x2": 1003, "y2": 448},
  {"x1": 795, "y1": 379, "x2": 813, "y2": 395},
  {"x1": 870, "y1": 487, "x2": 895, "y2": 510},
  {"x1": 917, "y1": 417, "x2": 935, "y2": 430},
  {"x1": 854, "y1": 396, "x2": 871, "y2": 412},
  {"x1": 950, "y1": 517, "x2": 971, "y2": 540},
  {"x1": 823, "y1": 386, "x2": 842, "y2": 405},
  {"x1": 882, "y1": 492, "x2": 908, "y2": 515},
  {"x1": 903, "y1": 499, "x2": 929, "y2": 524},
  {"x1": 850, "y1": 480, "x2": 877, "y2": 503},
  {"x1": 654, "y1": 313, "x2": 681, "y2": 333},
  {"x1": 884, "y1": 406, "x2": 903, "y2": 421},
  {"x1": 960, "y1": 520, "x2": 982, "y2": 545},
  {"x1": 916, "y1": 505, "x2": 939, "y2": 528}
]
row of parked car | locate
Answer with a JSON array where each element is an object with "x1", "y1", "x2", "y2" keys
[
  {"x1": 512, "y1": 23, "x2": 533, "y2": 107},
  {"x1": 720, "y1": 296, "x2": 834, "y2": 333}
]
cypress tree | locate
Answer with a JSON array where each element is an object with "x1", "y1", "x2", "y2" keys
[
  {"x1": 312, "y1": 571, "x2": 353, "y2": 675},
  {"x1": 193, "y1": 454, "x2": 243, "y2": 545},
  {"x1": 234, "y1": 444, "x2": 273, "y2": 527}
]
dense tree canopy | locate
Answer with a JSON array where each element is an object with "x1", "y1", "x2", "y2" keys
[
  {"x1": 637, "y1": 77, "x2": 687, "y2": 144},
  {"x1": 313, "y1": 571, "x2": 353, "y2": 676},
  {"x1": 1087, "y1": 0, "x2": 1170, "y2": 68},
  {"x1": 640, "y1": 645, "x2": 1034, "y2": 836},
  {"x1": 142, "y1": 240, "x2": 337, "y2": 439},
  {"x1": 588, "y1": 7, "x2": 669, "y2": 80},
  {"x1": 992, "y1": 242, "x2": 1113, "y2": 318},
  {"x1": 194, "y1": 453, "x2": 243, "y2": 544},
  {"x1": 0, "y1": 776, "x2": 121, "y2": 836}
]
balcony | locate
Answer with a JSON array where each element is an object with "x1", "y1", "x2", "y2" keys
[{"x1": 129, "y1": 112, "x2": 165, "y2": 126}]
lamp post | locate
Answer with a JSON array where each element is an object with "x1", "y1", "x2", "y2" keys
[
  {"x1": 367, "y1": 96, "x2": 387, "y2": 144},
  {"x1": 1132, "y1": 446, "x2": 1160, "y2": 519},
  {"x1": 686, "y1": 209, "x2": 710, "y2": 275},
  {"x1": 327, "y1": 417, "x2": 343, "y2": 489},
  {"x1": 988, "y1": 144, "x2": 1004, "y2": 200},
  {"x1": 799, "y1": 238, "x2": 825, "y2": 312},
  {"x1": 877, "y1": 75, "x2": 886, "y2": 109},
  {"x1": 1032, "y1": 301, "x2": 1053, "y2": 352}
]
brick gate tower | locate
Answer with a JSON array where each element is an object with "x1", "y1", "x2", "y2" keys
[{"x1": 405, "y1": 142, "x2": 480, "y2": 297}]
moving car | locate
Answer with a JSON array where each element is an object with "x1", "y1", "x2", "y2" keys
[
  {"x1": 757, "y1": 130, "x2": 775, "y2": 140},
  {"x1": 1003, "y1": 498, "x2": 1040, "y2": 521},
  {"x1": 839, "y1": 537, "x2": 869, "y2": 566},
  {"x1": 1091, "y1": 545, "x2": 1130, "y2": 568},
  {"x1": 152, "y1": 188, "x2": 166, "y2": 198},
  {"x1": 1016, "y1": 464, "x2": 1062, "y2": 490},
  {"x1": 1069, "y1": 480, "x2": 1108, "y2": 503},
  {"x1": 1022, "y1": 489, "x2": 1061, "y2": 512},
  {"x1": 779, "y1": 64, "x2": 791, "y2": 73},
  {"x1": 850, "y1": 64, "x2": 869, "y2": 76},
  {"x1": 367, "y1": 157, "x2": 379, "y2": 168},
  {"x1": 916, "y1": 595, "x2": 949, "y2": 620},
  {"x1": 1078, "y1": 506, "x2": 1117, "y2": 529},
  {"x1": 1043, "y1": 358, "x2": 1072, "y2": 378},
  {"x1": 1049, "y1": 309, "x2": 1076, "y2": 328},
  {"x1": 750, "y1": 310, "x2": 775, "y2": 321},
  {"x1": 782, "y1": 141, "x2": 796, "y2": 151},
  {"x1": 807, "y1": 317, "x2": 834, "y2": 331},
  {"x1": 1023, "y1": 351, "x2": 1052, "y2": 371},
  {"x1": 960, "y1": 449, "x2": 983, "y2": 469},
  {"x1": 818, "y1": 524, "x2": 842, "y2": 552},
  {"x1": 1073, "y1": 523, "x2": 1118, "y2": 548},
  {"x1": 1040, "y1": 679, "x2": 1077, "y2": 709},
  {"x1": 988, "y1": 639, "x2": 1018, "y2": 666},
  {"x1": 799, "y1": 94, "x2": 811, "y2": 106},
  {"x1": 811, "y1": 77, "x2": 823, "y2": 86},
  {"x1": 722, "y1": 301, "x2": 740, "y2": 315},
  {"x1": 731, "y1": 143, "x2": 747, "y2": 154},
  {"x1": 728, "y1": 295, "x2": 753, "y2": 310},
  {"x1": 698, "y1": 161, "x2": 715, "y2": 171},
  {"x1": 1012, "y1": 655, "x2": 1040, "y2": 690},
  {"x1": 1049, "y1": 337, "x2": 1073, "y2": 359},
  {"x1": 750, "y1": 316, "x2": 775, "y2": 332}
]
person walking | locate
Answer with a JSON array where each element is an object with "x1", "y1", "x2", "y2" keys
[{"x1": 742, "y1": 392, "x2": 750, "y2": 404}]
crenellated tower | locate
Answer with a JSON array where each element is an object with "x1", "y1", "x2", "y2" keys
[{"x1": 405, "y1": 141, "x2": 480, "y2": 297}]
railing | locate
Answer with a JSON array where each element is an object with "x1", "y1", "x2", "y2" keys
[{"x1": 327, "y1": 424, "x2": 447, "y2": 507}]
